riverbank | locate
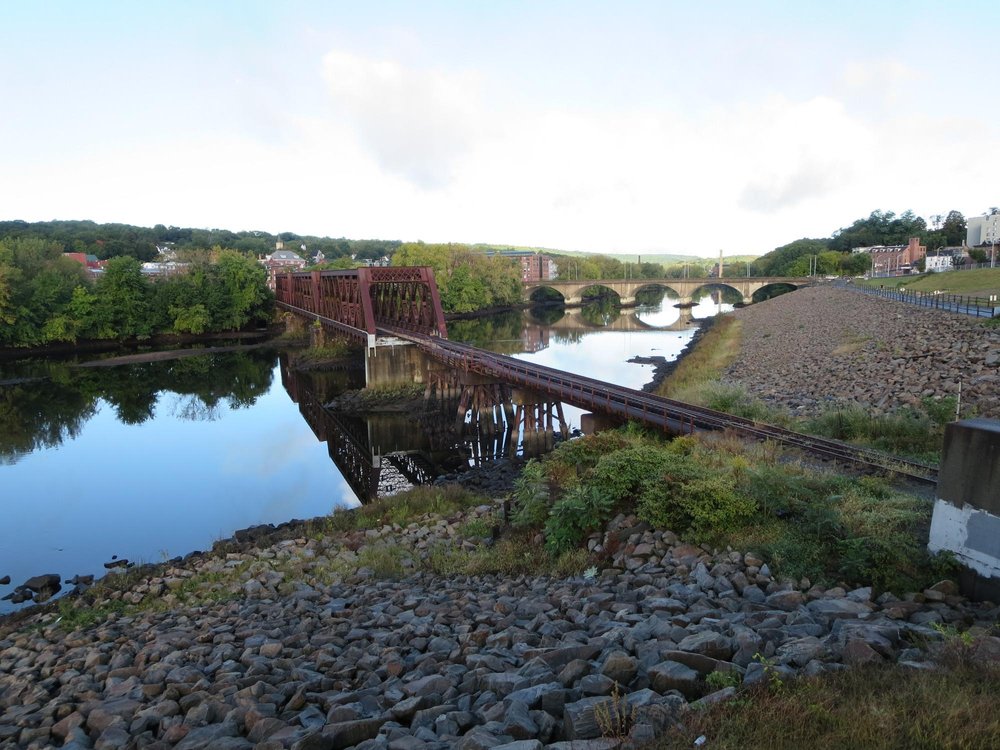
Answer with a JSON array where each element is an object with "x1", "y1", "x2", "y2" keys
[
  {"x1": 721, "y1": 286, "x2": 1000, "y2": 419},
  {"x1": 3, "y1": 479, "x2": 998, "y2": 749},
  {"x1": 0, "y1": 329, "x2": 278, "y2": 363}
]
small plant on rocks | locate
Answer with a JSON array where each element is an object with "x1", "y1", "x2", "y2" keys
[
  {"x1": 705, "y1": 670, "x2": 741, "y2": 691},
  {"x1": 545, "y1": 485, "x2": 615, "y2": 555},
  {"x1": 595, "y1": 681, "x2": 637, "y2": 745}
]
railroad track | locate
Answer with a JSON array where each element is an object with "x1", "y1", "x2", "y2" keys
[{"x1": 386, "y1": 328, "x2": 940, "y2": 486}]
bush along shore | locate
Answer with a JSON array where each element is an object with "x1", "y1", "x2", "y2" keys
[{"x1": 3, "y1": 430, "x2": 1000, "y2": 749}]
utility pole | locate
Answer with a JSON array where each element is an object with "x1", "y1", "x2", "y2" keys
[{"x1": 719, "y1": 248, "x2": 724, "y2": 279}]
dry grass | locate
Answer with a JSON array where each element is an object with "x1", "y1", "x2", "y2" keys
[
  {"x1": 657, "y1": 315, "x2": 743, "y2": 402},
  {"x1": 831, "y1": 331, "x2": 872, "y2": 356},
  {"x1": 652, "y1": 663, "x2": 1000, "y2": 750}
]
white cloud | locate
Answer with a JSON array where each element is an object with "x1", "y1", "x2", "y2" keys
[
  {"x1": 321, "y1": 50, "x2": 483, "y2": 188},
  {"x1": 3, "y1": 45, "x2": 997, "y2": 257}
]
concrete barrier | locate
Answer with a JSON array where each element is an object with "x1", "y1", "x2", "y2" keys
[{"x1": 928, "y1": 418, "x2": 1000, "y2": 601}]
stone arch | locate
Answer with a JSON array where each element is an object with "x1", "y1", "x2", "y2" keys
[
  {"x1": 576, "y1": 283, "x2": 622, "y2": 303},
  {"x1": 689, "y1": 282, "x2": 746, "y2": 305},
  {"x1": 751, "y1": 282, "x2": 798, "y2": 303},
  {"x1": 631, "y1": 282, "x2": 682, "y2": 302},
  {"x1": 526, "y1": 285, "x2": 567, "y2": 304}
]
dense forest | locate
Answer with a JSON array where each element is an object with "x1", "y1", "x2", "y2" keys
[{"x1": 0, "y1": 237, "x2": 272, "y2": 348}]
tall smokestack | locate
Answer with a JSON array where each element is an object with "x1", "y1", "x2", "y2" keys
[{"x1": 719, "y1": 249, "x2": 724, "y2": 278}]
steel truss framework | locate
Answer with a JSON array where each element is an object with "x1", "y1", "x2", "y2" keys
[{"x1": 275, "y1": 266, "x2": 448, "y2": 339}]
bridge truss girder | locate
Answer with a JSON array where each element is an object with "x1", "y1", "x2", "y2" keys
[{"x1": 275, "y1": 266, "x2": 448, "y2": 340}]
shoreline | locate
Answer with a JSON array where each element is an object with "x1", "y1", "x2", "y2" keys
[{"x1": 2, "y1": 483, "x2": 997, "y2": 748}]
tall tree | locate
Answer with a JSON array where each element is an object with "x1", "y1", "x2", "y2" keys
[
  {"x1": 92, "y1": 257, "x2": 152, "y2": 340},
  {"x1": 941, "y1": 210, "x2": 966, "y2": 246}
]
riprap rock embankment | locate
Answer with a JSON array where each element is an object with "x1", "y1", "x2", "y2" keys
[
  {"x1": 725, "y1": 285, "x2": 1000, "y2": 418},
  {"x1": 2, "y1": 503, "x2": 997, "y2": 749}
]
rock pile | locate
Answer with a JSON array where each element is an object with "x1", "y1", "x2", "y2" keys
[
  {"x1": 725, "y1": 285, "x2": 1000, "y2": 418},
  {"x1": 2, "y1": 505, "x2": 997, "y2": 749}
]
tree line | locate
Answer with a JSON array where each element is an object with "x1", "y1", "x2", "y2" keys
[
  {"x1": 0, "y1": 220, "x2": 401, "y2": 264},
  {"x1": 0, "y1": 237, "x2": 273, "y2": 348},
  {"x1": 753, "y1": 208, "x2": 988, "y2": 277}
]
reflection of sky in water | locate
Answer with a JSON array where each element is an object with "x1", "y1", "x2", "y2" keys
[
  {"x1": 503, "y1": 303, "x2": 710, "y2": 430},
  {"x1": 692, "y1": 299, "x2": 735, "y2": 319},
  {"x1": 0, "y1": 363, "x2": 356, "y2": 613}
]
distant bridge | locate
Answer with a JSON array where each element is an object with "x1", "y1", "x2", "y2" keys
[{"x1": 523, "y1": 277, "x2": 814, "y2": 305}]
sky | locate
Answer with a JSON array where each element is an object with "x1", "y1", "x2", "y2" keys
[{"x1": 2, "y1": 1, "x2": 997, "y2": 256}]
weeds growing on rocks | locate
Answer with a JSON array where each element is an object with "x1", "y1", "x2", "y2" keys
[{"x1": 512, "y1": 428, "x2": 950, "y2": 593}]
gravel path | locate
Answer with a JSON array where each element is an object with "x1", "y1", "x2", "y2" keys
[{"x1": 724, "y1": 285, "x2": 1000, "y2": 418}]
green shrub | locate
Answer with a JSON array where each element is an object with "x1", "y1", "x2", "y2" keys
[
  {"x1": 511, "y1": 459, "x2": 550, "y2": 528},
  {"x1": 640, "y1": 475, "x2": 756, "y2": 541},
  {"x1": 545, "y1": 485, "x2": 616, "y2": 555},
  {"x1": 589, "y1": 445, "x2": 683, "y2": 503},
  {"x1": 548, "y1": 431, "x2": 635, "y2": 474},
  {"x1": 804, "y1": 406, "x2": 942, "y2": 461},
  {"x1": 834, "y1": 488, "x2": 932, "y2": 591},
  {"x1": 921, "y1": 395, "x2": 958, "y2": 426}
]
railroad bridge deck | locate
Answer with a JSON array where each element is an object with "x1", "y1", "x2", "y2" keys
[{"x1": 275, "y1": 268, "x2": 936, "y2": 483}]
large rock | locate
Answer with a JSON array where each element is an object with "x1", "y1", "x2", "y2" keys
[
  {"x1": 676, "y1": 631, "x2": 734, "y2": 660},
  {"x1": 648, "y1": 660, "x2": 701, "y2": 699},
  {"x1": 600, "y1": 650, "x2": 638, "y2": 686}
]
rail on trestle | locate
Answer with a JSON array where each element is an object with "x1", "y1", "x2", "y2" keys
[
  {"x1": 276, "y1": 268, "x2": 938, "y2": 484},
  {"x1": 275, "y1": 266, "x2": 449, "y2": 345}
]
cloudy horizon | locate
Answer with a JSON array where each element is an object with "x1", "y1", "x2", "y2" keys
[{"x1": 2, "y1": 1, "x2": 996, "y2": 256}]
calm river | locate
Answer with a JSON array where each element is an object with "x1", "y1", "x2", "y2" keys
[{"x1": 0, "y1": 290, "x2": 733, "y2": 613}]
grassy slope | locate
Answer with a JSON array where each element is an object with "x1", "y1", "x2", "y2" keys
[
  {"x1": 654, "y1": 659, "x2": 1000, "y2": 750},
  {"x1": 859, "y1": 267, "x2": 1000, "y2": 297}
]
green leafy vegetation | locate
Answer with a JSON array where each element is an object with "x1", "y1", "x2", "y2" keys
[
  {"x1": 391, "y1": 242, "x2": 524, "y2": 313},
  {"x1": 0, "y1": 237, "x2": 273, "y2": 347},
  {"x1": 0, "y1": 219, "x2": 400, "y2": 264},
  {"x1": 803, "y1": 399, "x2": 954, "y2": 463},
  {"x1": 512, "y1": 428, "x2": 948, "y2": 593}
]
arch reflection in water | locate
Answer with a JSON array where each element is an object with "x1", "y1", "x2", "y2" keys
[{"x1": 280, "y1": 356, "x2": 569, "y2": 503}]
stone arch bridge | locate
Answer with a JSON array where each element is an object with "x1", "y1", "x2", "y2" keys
[{"x1": 524, "y1": 277, "x2": 814, "y2": 306}]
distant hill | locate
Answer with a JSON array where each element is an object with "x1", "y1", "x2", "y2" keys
[{"x1": 473, "y1": 244, "x2": 758, "y2": 265}]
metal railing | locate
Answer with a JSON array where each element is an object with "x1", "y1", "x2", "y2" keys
[{"x1": 853, "y1": 284, "x2": 999, "y2": 318}]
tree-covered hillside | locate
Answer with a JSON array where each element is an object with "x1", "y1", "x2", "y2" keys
[
  {"x1": 754, "y1": 208, "x2": 974, "y2": 277},
  {"x1": 0, "y1": 220, "x2": 400, "y2": 264}
]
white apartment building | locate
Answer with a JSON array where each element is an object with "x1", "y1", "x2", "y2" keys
[{"x1": 966, "y1": 213, "x2": 1000, "y2": 247}]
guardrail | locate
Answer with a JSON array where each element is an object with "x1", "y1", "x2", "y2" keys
[{"x1": 854, "y1": 285, "x2": 999, "y2": 319}]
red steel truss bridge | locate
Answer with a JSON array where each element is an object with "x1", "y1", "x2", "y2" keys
[
  {"x1": 276, "y1": 268, "x2": 938, "y2": 485},
  {"x1": 275, "y1": 266, "x2": 448, "y2": 344}
]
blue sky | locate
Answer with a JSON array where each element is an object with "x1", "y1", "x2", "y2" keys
[{"x1": 2, "y1": 1, "x2": 996, "y2": 254}]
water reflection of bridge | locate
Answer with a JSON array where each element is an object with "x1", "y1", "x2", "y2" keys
[
  {"x1": 279, "y1": 357, "x2": 568, "y2": 503},
  {"x1": 527, "y1": 305, "x2": 697, "y2": 333}
]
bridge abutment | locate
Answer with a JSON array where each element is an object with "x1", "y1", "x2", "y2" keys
[
  {"x1": 929, "y1": 419, "x2": 1000, "y2": 601},
  {"x1": 365, "y1": 340, "x2": 433, "y2": 388}
]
